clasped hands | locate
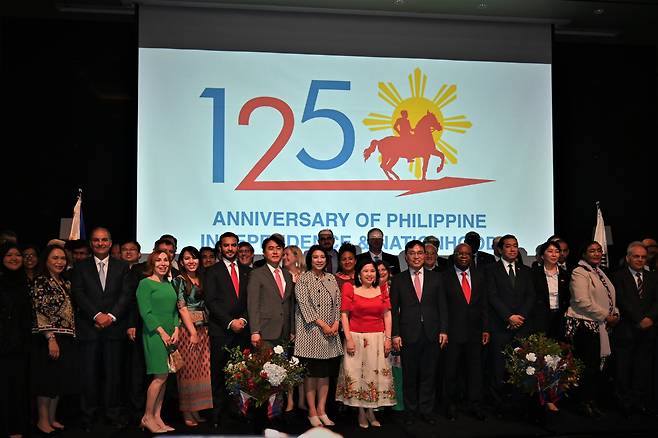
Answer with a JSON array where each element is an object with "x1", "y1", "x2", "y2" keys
[
  {"x1": 507, "y1": 314, "x2": 525, "y2": 329},
  {"x1": 94, "y1": 313, "x2": 114, "y2": 329},
  {"x1": 318, "y1": 320, "x2": 339, "y2": 337},
  {"x1": 159, "y1": 327, "x2": 179, "y2": 346}
]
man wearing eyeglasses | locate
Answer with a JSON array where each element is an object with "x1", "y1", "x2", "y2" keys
[
  {"x1": 390, "y1": 240, "x2": 447, "y2": 426},
  {"x1": 317, "y1": 229, "x2": 339, "y2": 274},
  {"x1": 357, "y1": 227, "x2": 400, "y2": 274}
]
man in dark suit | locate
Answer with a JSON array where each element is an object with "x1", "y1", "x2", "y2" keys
[
  {"x1": 205, "y1": 232, "x2": 252, "y2": 429},
  {"x1": 442, "y1": 243, "x2": 489, "y2": 421},
  {"x1": 357, "y1": 227, "x2": 400, "y2": 274},
  {"x1": 613, "y1": 242, "x2": 658, "y2": 416},
  {"x1": 464, "y1": 231, "x2": 496, "y2": 269},
  {"x1": 391, "y1": 240, "x2": 447, "y2": 425},
  {"x1": 248, "y1": 235, "x2": 295, "y2": 348},
  {"x1": 71, "y1": 227, "x2": 132, "y2": 430},
  {"x1": 486, "y1": 234, "x2": 535, "y2": 404},
  {"x1": 424, "y1": 241, "x2": 449, "y2": 272}
]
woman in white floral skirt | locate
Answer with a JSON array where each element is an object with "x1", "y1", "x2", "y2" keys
[{"x1": 336, "y1": 259, "x2": 396, "y2": 428}]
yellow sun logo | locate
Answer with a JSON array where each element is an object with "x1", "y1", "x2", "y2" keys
[{"x1": 362, "y1": 67, "x2": 473, "y2": 179}]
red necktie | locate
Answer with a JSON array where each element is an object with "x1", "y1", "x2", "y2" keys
[
  {"x1": 461, "y1": 271, "x2": 471, "y2": 304},
  {"x1": 274, "y1": 268, "x2": 285, "y2": 298},
  {"x1": 413, "y1": 270, "x2": 422, "y2": 301},
  {"x1": 230, "y1": 262, "x2": 239, "y2": 297}
]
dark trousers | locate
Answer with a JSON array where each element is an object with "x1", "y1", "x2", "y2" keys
[
  {"x1": 210, "y1": 332, "x2": 249, "y2": 420},
  {"x1": 125, "y1": 331, "x2": 147, "y2": 416},
  {"x1": 0, "y1": 352, "x2": 30, "y2": 436},
  {"x1": 572, "y1": 325, "x2": 602, "y2": 403},
  {"x1": 614, "y1": 329, "x2": 655, "y2": 407},
  {"x1": 79, "y1": 338, "x2": 124, "y2": 422},
  {"x1": 445, "y1": 341, "x2": 483, "y2": 406},
  {"x1": 401, "y1": 332, "x2": 438, "y2": 415},
  {"x1": 489, "y1": 331, "x2": 514, "y2": 395}
]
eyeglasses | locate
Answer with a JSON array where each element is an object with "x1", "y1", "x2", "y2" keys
[
  {"x1": 318, "y1": 236, "x2": 334, "y2": 241},
  {"x1": 407, "y1": 251, "x2": 425, "y2": 257}
]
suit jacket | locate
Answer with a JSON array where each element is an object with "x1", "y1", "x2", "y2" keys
[
  {"x1": 429, "y1": 257, "x2": 450, "y2": 273},
  {"x1": 530, "y1": 264, "x2": 570, "y2": 333},
  {"x1": 205, "y1": 260, "x2": 251, "y2": 339},
  {"x1": 441, "y1": 267, "x2": 488, "y2": 344},
  {"x1": 613, "y1": 268, "x2": 658, "y2": 340},
  {"x1": 71, "y1": 257, "x2": 132, "y2": 340},
  {"x1": 486, "y1": 260, "x2": 535, "y2": 334},
  {"x1": 390, "y1": 267, "x2": 447, "y2": 343},
  {"x1": 357, "y1": 251, "x2": 400, "y2": 274},
  {"x1": 247, "y1": 264, "x2": 295, "y2": 341}
]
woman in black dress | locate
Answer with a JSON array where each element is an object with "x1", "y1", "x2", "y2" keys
[
  {"x1": 30, "y1": 245, "x2": 77, "y2": 433},
  {"x1": 0, "y1": 242, "x2": 33, "y2": 438}
]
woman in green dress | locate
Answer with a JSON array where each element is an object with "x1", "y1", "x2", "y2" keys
[{"x1": 137, "y1": 250, "x2": 180, "y2": 433}]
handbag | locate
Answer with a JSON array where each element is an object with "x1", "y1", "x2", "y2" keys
[{"x1": 167, "y1": 347, "x2": 185, "y2": 373}]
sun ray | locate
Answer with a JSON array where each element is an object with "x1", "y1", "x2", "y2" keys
[
  {"x1": 363, "y1": 113, "x2": 393, "y2": 131},
  {"x1": 377, "y1": 92, "x2": 398, "y2": 109},
  {"x1": 407, "y1": 74, "x2": 415, "y2": 98},
  {"x1": 432, "y1": 84, "x2": 457, "y2": 108},
  {"x1": 378, "y1": 83, "x2": 403, "y2": 106},
  {"x1": 420, "y1": 73, "x2": 427, "y2": 98},
  {"x1": 431, "y1": 84, "x2": 447, "y2": 103},
  {"x1": 388, "y1": 82, "x2": 404, "y2": 103},
  {"x1": 443, "y1": 115, "x2": 473, "y2": 134},
  {"x1": 438, "y1": 94, "x2": 457, "y2": 110},
  {"x1": 436, "y1": 138, "x2": 458, "y2": 164}
]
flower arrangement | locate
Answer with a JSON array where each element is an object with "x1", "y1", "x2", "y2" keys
[
  {"x1": 224, "y1": 344, "x2": 305, "y2": 417},
  {"x1": 504, "y1": 333, "x2": 582, "y2": 406}
]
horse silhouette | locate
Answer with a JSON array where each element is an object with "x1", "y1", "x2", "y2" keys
[{"x1": 363, "y1": 111, "x2": 445, "y2": 180}]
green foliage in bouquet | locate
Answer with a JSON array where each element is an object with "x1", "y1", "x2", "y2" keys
[
  {"x1": 224, "y1": 344, "x2": 305, "y2": 409},
  {"x1": 504, "y1": 333, "x2": 583, "y2": 405}
]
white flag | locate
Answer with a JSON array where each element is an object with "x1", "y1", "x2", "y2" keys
[
  {"x1": 69, "y1": 192, "x2": 83, "y2": 240},
  {"x1": 593, "y1": 202, "x2": 608, "y2": 268}
]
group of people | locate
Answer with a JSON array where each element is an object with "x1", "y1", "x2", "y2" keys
[{"x1": 2, "y1": 226, "x2": 658, "y2": 438}]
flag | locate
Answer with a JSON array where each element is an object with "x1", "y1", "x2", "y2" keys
[
  {"x1": 68, "y1": 189, "x2": 86, "y2": 240},
  {"x1": 593, "y1": 202, "x2": 608, "y2": 268}
]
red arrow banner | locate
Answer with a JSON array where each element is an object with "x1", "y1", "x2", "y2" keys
[{"x1": 235, "y1": 177, "x2": 494, "y2": 197}]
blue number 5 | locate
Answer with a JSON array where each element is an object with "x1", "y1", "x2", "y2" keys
[{"x1": 296, "y1": 80, "x2": 355, "y2": 170}]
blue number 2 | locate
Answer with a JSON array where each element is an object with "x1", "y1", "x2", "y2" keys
[{"x1": 296, "y1": 80, "x2": 355, "y2": 170}]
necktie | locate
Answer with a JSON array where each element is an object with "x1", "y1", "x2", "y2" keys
[
  {"x1": 230, "y1": 262, "x2": 240, "y2": 297},
  {"x1": 637, "y1": 271, "x2": 644, "y2": 298},
  {"x1": 98, "y1": 261, "x2": 106, "y2": 291},
  {"x1": 274, "y1": 268, "x2": 285, "y2": 298},
  {"x1": 508, "y1": 263, "x2": 516, "y2": 288},
  {"x1": 413, "y1": 270, "x2": 422, "y2": 301},
  {"x1": 374, "y1": 255, "x2": 381, "y2": 263},
  {"x1": 325, "y1": 254, "x2": 333, "y2": 273},
  {"x1": 461, "y1": 271, "x2": 471, "y2": 304}
]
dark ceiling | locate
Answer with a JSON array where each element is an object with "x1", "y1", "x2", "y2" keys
[{"x1": 2, "y1": 0, "x2": 658, "y2": 45}]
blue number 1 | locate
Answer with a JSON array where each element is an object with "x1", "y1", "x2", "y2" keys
[
  {"x1": 297, "y1": 80, "x2": 355, "y2": 170},
  {"x1": 200, "y1": 87, "x2": 225, "y2": 183}
]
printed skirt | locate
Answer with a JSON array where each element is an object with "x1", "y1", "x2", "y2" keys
[
  {"x1": 336, "y1": 332, "x2": 396, "y2": 408},
  {"x1": 176, "y1": 325, "x2": 213, "y2": 412}
]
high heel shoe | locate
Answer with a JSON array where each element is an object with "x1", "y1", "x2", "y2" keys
[
  {"x1": 358, "y1": 412, "x2": 369, "y2": 429},
  {"x1": 51, "y1": 422, "x2": 65, "y2": 430},
  {"x1": 366, "y1": 409, "x2": 381, "y2": 427},
  {"x1": 183, "y1": 414, "x2": 198, "y2": 427},
  {"x1": 308, "y1": 416, "x2": 323, "y2": 427},
  {"x1": 139, "y1": 418, "x2": 166, "y2": 434},
  {"x1": 318, "y1": 414, "x2": 335, "y2": 426}
]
